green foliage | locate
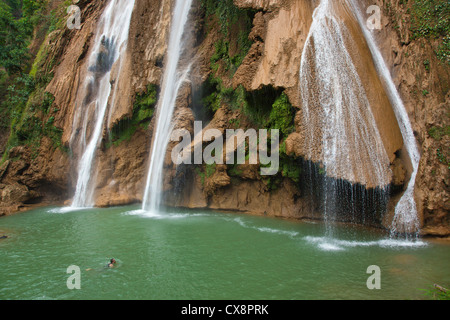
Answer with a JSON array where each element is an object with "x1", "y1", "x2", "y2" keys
[
  {"x1": 280, "y1": 159, "x2": 301, "y2": 183},
  {"x1": 262, "y1": 175, "x2": 281, "y2": 191},
  {"x1": 409, "y1": 0, "x2": 450, "y2": 64},
  {"x1": 227, "y1": 164, "x2": 243, "y2": 177},
  {"x1": 428, "y1": 125, "x2": 450, "y2": 140},
  {"x1": 0, "y1": 1, "x2": 31, "y2": 75},
  {"x1": 195, "y1": 166, "x2": 206, "y2": 186},
  {"x1": 107, "y1": 85, "x2": 158, "y2": 147},
  {"x1": 202, "y1": 0, "x2": 254, "y2": 74},
  {"x1": 206, "y1": 163, "x2": 216, "y2": 178},
  {"x1": 421, "y1": 285, "x2": 450, "y2": 300},
  {"x1": 242, "y1": 90, "x2": 295, "y2": 140},
  {"x1": 4, "y1": 0, "x2": 22, "y2": 18},
  {"x1": 211, "y1": 39, "x2": 230, "y2": 73},
  {"x1": 202, "y1": 0, "x2": 252, "y2": 37},
  {"x1": 47, "y1": 0, "x2": 73, "y2": 34},
  {"x1": 134, "y1": 84, "x2": 157, "y2": 122},
  {"x1": 1, "y1": 0, "x2": 69, "y2": 161},
  {"x1": 279, "y1": 142, "x2": 301, "y2": 183},
  {"x1": 0, "y1": 0, "x2": 53, "y2": 74},
  {"x1": 261, "y1": 141, "x2": 302, "y2": 191},
  {"x1": 242, "y1": 87, "x2": 274, "y2": 128},
  {"x1": 4, "y1": 90, "x2": 62, "y2": 159},
  {"x1": 201, "y1": 77, "x2": 298, "y2": 189},
  {"x1": 0, "y1": 68, "x2": 7, "y2": 91},
  {"x1": 200, "y1": 0, "x2": 300, "y2": 191},
  {"x1": 27, "y1": 87, "x2": 55, "y2": 114},
  {"x1": 436, "y1": 148, "x2": 450, "y2": 170},
  {"x1": 30, "y1": 40, "x2": 52, "y2": 82},
  {"x1": 228, "y1": 118, "x2": 241, "y2": 128},
  {"x1": 268, "y1": 93, "x2": 295, "y2": 138},
  {"x1": 1, "y1": 74, "x2": 35, "y2": 129},
  {"x1": 41, "y1": 91, "x2": 55, "y2": 114},
  {"x1": 201, "y1": 74, "x2": 235, "y2": 113},
  {"x1": 436, "y1": 34, "x2": 449, "y2": 63},
  {"x1": 410, "y1": 0, "x2": 449, "y2": 39},
  {"x1": 107, "y1": 123, "x2": 139, "y2": 148}
]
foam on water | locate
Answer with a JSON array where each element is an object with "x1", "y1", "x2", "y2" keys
[
  {"x1": 230, "y1": 218, "x2": 300, "y2": 238},
  {"x1": 124, "y1": 209, "x2": 211, "y2": 220},
  {"x1": 257, "y1": 227, "x2": 300, "y2": 237},
  {"x1": 305, "y1": 236, "x2": 428, "y2": 252},
  {"x1": 48, "y1": 207, "x2": 92, "y2": 214}
]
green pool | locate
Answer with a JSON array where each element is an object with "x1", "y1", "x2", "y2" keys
[{"x1": 0, "y1": 205, "x2": 448, "y2": 300}]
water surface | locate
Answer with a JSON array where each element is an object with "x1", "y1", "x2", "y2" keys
[{"x1": 0, "y1": 205, "x2": 448, "y2": 300}]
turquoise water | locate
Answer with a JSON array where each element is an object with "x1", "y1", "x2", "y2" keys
[{"x1": 0, "y1": 205, "x2": 448, "y2": 300}]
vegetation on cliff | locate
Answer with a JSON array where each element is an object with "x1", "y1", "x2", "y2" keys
[
  {"x1": 408, "y1": 0, "x2": 449, "y2": 64},
  {"x1": 107, "y1": 84, "x2": 158, "y2": 148},
  {"x1": 197, "y1": 0, "x2": 303, "y2": 192},
  {"x1": 0, "y1": 0, "x2": 70, "y2": 163},
  {"x1": 203, "y1": 0, "x2": 254, "y2": 73}
]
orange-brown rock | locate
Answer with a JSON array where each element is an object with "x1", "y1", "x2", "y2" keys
[
  {"x1": 1, "y1": 183, "x2": 32, "y2": 205},
  {"x1": 204, "y1": 164, "x2": 231, "y2": 197},
  {"x1": 0, "y1": 0, "x2": 447, "y2": 238}
]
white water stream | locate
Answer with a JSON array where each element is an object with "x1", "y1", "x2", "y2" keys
[
  {"x1": 300, "y1": 0, "x2": 420, "y2": 237},
  {"x1": 142, "y1": 0, "x2": 193, "y2": 213},
  {"x1": 71, "y1": 0, "x2": 136, "y2": 208},
  {"x1": 349, "y1": 0, "x2": 421, "y2": 236},
  {"x1": 299, "y1": 0, "x2": 391, "y2": 232}
]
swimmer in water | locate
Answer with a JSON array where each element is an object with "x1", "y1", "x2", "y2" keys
[
  {"x1": 86, "y1": 258, "x2": 117, "y2": 271},
  {"x1": 107, "y1": 258, "x2": 117, "y2": 268}
]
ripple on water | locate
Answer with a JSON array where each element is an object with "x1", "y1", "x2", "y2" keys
[{"x1": 304, "y1": 236, "x2": 428, "y2": 252}]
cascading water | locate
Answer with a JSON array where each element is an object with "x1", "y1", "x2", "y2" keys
[
  {"x1": 142, "y1": 0, "x2": 193, "y2": 214},
  {"x1": 70, "y1": 0, "x2": 135, "y2": 208},
  {"x1": 299, "y1": 0, "x2": 391, "y2": 236},
  {"x1": 349, "y1": 0, "x2": 421, "y2": 238}
]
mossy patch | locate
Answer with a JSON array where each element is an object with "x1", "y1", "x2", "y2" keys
[
  {"x1": 428, "y1": 125, "x2": 450, "y2": 140},
  {"x1": 107, "y1": 84, "x2": 158, "y2": 147}
]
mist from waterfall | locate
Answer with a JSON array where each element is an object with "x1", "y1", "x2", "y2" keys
[
  {"x1": 142, "y1": 0, "x2": 193, "y2": 214},
  {"x1": 70, "y1": 0, "x2": 136, "y2": 208}
]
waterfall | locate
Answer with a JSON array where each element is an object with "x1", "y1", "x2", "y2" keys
[
  {"x1": 70, "y1": 0, "x2": 136, "y2": 208},
  {"x1": 299, "y1": 0, "x2": 391, "y2": 235},
  {"x1": 142, "y1": 0, "x2": 193, "y2": 213},
  {"x1": 349, "y1": 1, "x2": 421, "y2": 237}
]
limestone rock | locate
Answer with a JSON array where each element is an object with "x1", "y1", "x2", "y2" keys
[
  {"x1": 391, "y1": 158, "x2": 407, "y2": 187},
  {"x1": 1, "y1": 184, "x2": 31, "y2": 205},
  {"x1": 204, "y1": 165, "x2": 231, "y2": 197},
  {"x1": 95, "y1": 193, "x2": 139, "y2": 208}
]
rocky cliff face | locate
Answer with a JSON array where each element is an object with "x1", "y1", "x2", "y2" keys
[{"x1": 0, "y1": 0, "x2": 448, "y2": 236}]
